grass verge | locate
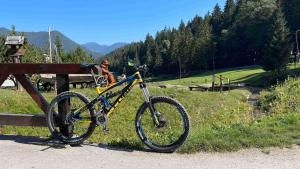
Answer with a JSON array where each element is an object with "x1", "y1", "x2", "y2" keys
[{"x1": 0, "y1": 77, "x2": 299, "y2": 153}]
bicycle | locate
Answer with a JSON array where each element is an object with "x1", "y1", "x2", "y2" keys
[{"x1": 47, "y1": 63, "x2": 190, "y2": 153}]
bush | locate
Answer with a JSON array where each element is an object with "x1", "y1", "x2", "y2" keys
[{"x1": 259, "y1": 78, "x2": 300, "y2": 114}]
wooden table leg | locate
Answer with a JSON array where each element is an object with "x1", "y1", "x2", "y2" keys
[{"x1": 56, "y1": 74, "x2": 73, "y2": 138}]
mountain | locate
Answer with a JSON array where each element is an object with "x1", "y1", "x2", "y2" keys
[
  {"x1": 0, "y1": 28, "x2": 9, "y2": 35},
  {"x1": 0, "y1": 27, "x2": 80, "y2": 52},
  {"x1": 82, "y1": 42, "x2": 127, "y2": 55},
  {"x1": 0, "y1": 27, "x2": 125, "y2": 57}
]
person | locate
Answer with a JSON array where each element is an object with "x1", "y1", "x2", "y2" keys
[{"x1": 99, "y1": 59, "x2": 116, "y2": 86}]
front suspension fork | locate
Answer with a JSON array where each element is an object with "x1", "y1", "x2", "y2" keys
[{"x1": 140, "y1": 83, "x2": 160, "y2": 126}]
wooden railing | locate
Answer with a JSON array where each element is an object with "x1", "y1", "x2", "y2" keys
[{"x1": 212, "y1": 74, "x2": 231, "y2": 92}]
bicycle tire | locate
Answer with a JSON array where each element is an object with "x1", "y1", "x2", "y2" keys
[
  {"x1": 135, "y1": 96, "x2": 190, "y2": 153},
  {"x1": 47, "y1": 91, "x2": 97, "y2": 145}
]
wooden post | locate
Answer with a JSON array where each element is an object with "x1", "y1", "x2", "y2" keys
[
  {"x1": 14, "y1": 56, "x2": 24, "y2": 91},
  {"x1": 212, "y1": 74, "x2": 215, "y2": 91},
  {"x1": 56, "y1": 74, "x2": 73, "y2": 137},
  {"x1": 228, "y1": 78, "x2": 231, "y2": 92},
  {"x1": 220, "y1": 75, "x2": 223, "y2": 92}
]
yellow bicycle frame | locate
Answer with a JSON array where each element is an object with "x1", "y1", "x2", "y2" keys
[{"x1": 94, "y1": 71, "x2": 144, "y2": 117}]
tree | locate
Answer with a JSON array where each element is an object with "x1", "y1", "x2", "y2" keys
[
  {"x1": 9, "y1": 25, "x2": 17, "y2": 36},
  {"x1": 144, "y1": 34, "x2": 156, "y2": 70},
  {"x1": 23, "y1": 44, "x2": 43, "y2": 63},
  {"x1": 279, "y1": 0, "x2": 300, "y2": 32},
  {"x1": 62, "y1": 46, "x2": 94, "y2": 63},
  {"x1": 103, "y1": 0, "x2": 297, "y2": 76},
  {"x1": 210, "y1": 4, "x2": 223, "y2": 36},
  {"x1": 0, "y1": 35, "x2": 7, "y2": 63},
  {"x1": 224, "y1": 0, "x2": 277, "y2": 66},
  {"x1": 54, "y1": 35, "x2": 64, "y2": 63},
  {"x1": 223, "y1": 0, "x2": 236, "y2": 28},
  {"x1": 194, "y1": 17, "x2": 214, "y2": 70},
  {"x1": 189, "y1": 15, "x2": 203, "y2": 35},
  {"x1": 262, "y1": 8, "x2": 291, "y2": 74},
  {"x1": 172, "y1": 21, "x2": 194, "y2": 78}
]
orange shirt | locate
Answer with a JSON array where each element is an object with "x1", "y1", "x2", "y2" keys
[{"x1": 100, "y1": 64, "x2": 116, "y2": 85}]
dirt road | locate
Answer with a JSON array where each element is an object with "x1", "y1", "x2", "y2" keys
[{"x1": 0, "y1": 135, "x2": 299, "y2": 169}]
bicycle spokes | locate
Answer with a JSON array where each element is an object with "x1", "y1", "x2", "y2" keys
[
  {"x1": 139, "y1": 101, "x2": 186, "y2": 146},
  {"x1": 48, "y1": 93, "x2": 96, "y2": 142}
]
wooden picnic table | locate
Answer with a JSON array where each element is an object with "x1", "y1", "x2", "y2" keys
[{"x1": 0, "y1": 64, "x2": 96, "y2": 134}]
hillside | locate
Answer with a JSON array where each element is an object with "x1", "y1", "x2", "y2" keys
[
  {"x1": 0, "y1": 27, "x2": 79, "y2": 52},
  {"x1": 0, "y1": 27, "x2": 125, "y2": 57},
  {"x1": 82, "y1": 42, "x2": 127, "y2": 55}
]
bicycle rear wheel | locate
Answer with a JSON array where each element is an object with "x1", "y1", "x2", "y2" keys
[
  {"x1": 47, "y1": 91, "x2": 97, "y2": 145},
  {"x1": 135, "y1": 96, "x2": 189, "y2": 153}
]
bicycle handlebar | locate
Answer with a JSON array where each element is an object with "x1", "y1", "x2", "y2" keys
[{"x1": 137, "y1": 64, "x2": 148, "y2": 72}]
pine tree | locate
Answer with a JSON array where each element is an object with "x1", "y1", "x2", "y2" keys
[
  {"x1": 188, "y1": 15, "x2": 204, "y2": 37},
  {"x1": 144, "y1": 34, "x2": 156, "y2": 70},
  {"x1": 63, "y1": 46, "x2": 94, "y2": 63},
  {"x1": 262, "y1": 8, "x2": 291, "y2": 74},
  {"x1": 23, "y1": 44, "x2": 43, "y2": 63},
  {"x1": 153, "y1": 46, "x2": 163, "y2": 72},
  {"x1": 211, "y1": 4, "x2": 223, "y2": 36},
  {"x1": 279, "y1": 0, "x2": 300, "y2": 32},
  {"x1": 9, "y1": 25, "x2": 17, "y2": 36},
  {"x1": 225, "y1": 0, "x2": 277, "y2": 65},
  {"x1": 54, "y1": 35, "x2": 64, "y2": 63},
  {"x1": 223, "y1": 0, "x2": 236, "y2": 28},
  {"x1": 145, "y1": 50, "x2": 152, "y2": 66}
]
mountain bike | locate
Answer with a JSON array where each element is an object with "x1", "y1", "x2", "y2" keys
[{"x1": 47, "y1": 63, "x2": 190, "y2": 153}]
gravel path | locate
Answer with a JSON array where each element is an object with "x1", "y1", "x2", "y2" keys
[{"x1": 0, "y1": 135, "x2": 299, "y2": 169}]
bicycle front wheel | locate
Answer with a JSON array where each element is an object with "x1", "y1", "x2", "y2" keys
[
  {"x1": 47, "y1": 91, "x2": 97, "y2": 145},
  {"x1": 135, "y1": 96, "x2": 190, "y2": 153}
]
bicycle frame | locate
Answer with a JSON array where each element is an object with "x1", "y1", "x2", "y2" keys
[{"x1": 74, "y1": 71, "x2": 151, "y2": 118}]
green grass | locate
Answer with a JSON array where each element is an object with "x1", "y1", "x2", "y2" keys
[
  {"x1": 156, "y1": 65, "x2": 264, "y2": 86},
  {"x1": 1, "y1": 66, "x2": 300, "y2": 153},
  {"x1": 154, "y1": 64, "x2": 300, "y2": 87},
  {"x1": 0, "y1": 82, "x2": 299, "y2": 153}
]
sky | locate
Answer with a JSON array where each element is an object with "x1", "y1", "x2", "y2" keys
[{"x1": 0, "y1": 0, "x2": 226, "y2": 45}]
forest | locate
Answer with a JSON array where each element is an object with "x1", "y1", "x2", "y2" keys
[{"x1": 104, "y1": 0, "x2": 300, "y2": 76}]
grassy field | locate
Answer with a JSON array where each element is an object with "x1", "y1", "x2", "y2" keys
[
  {"x1": 155, "y1": 64, "x2": 300, "y2": 87},
  {"x1": 0, "y1": 66, "x2": 300, "y2": 153},
  {"x1": 156, "y1": 65, "x2": 264, "y2": 86}
]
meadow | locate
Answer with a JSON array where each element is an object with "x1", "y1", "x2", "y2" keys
[{"x1": 0, "y1": 65, "x2": 300, "y2": 153}]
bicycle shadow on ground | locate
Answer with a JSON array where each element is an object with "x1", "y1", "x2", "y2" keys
[
  {"x1": 0, "y1": 134, "x2": 158, "y2": 153},
  {"x1": 85, "y1": 142, "x2": 158, "y2": 153},
  {"x1": 0, "y1": 134, "x2": 67, "y2": 151}
]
